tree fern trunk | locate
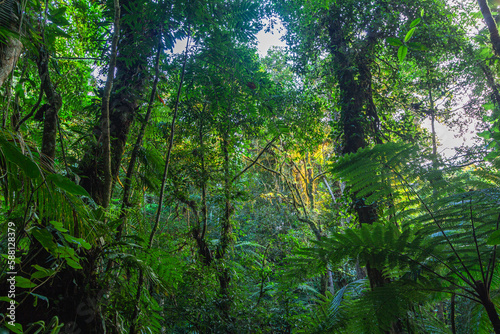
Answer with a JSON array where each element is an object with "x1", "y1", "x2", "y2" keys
[
  {"x1": 476, "y1": 281, "x2": 500, "y2": 333},
  {"x1": 482, "y1": 295, "x2": 500, "y2": 333}
]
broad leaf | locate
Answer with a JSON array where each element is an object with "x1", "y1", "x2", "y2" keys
[
  {"x1": 32, "y1": 228, "x2": 57, "y2": 252},
  {"x1": 47, "y1": 174, "x2": 90, "y2": 197},
  {"x1": 63, "y1": 234, "x2": 91, "y2": 250},
  {"x1": 410, "y1": 18, "x2": 421, "y2": 28},
  {"x1": 4, "y1": 323, "x2": 23, "y2": 334},
  {"x1": 407, "y1": 42, "x2": 427, "y2": 51},
  {"x1": 49, "y1": 220, "x2": 68, "y2": 232},
  {"x1": 487, "y1": 230, "x2": 500, "y2": 245},
  {"x1": 65, "y1": 258, "x2": 83, "y2": 269},
  {"x1": 15, "y1": 276, "x2": 36, "y2": 288},
  {"x1": 398, "y1": 46, "x2": 408, "y2": 62},
  {"x1": 0, "y1": 137, "x2": 40, "y2": 179},
  {"x1": 404, "y1": 27, "x2": 416, "y2": 42},
  {"x1": 387, "y1": 37, "x2": 403, "y2": 47}
]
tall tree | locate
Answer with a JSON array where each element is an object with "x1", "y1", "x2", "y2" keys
[
  {"x1": 78, "y1": 0, "x2": 174, "y2": 205},
  {"x1": 0, "y1": 0, "x2": 22, "y2": 89}
]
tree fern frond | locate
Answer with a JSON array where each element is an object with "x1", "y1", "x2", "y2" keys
[{"x1": 298, "y1": 142, "x2": 500, "y2": 331}]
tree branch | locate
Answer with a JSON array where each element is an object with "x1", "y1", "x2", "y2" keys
[{"x1": 232, "y1": 136, "x2": 278, "y2": 183}]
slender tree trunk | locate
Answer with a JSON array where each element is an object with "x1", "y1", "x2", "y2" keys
[
  {"x1": 101, "y1": 0, "x2": 120, "y2": 209},
  {"x1": 0, "y1": 37, "x2": 21, "y2": 90},
  {"x1": 426, "y1": 69, "x2": 438, "y2": 162},
  {"x1": 477, "y1": 0, "x2": 500, "y2": 56},
  {"x1": 192, "y1": 103, "x2": 213, "y2": 264},
  {"x1": 328, "y1": 268, "x2": 335, "y2": 293},
  {"x1": 37, "y1": 42, "x2": 62, "y2": 169},
  {"x1": 78, "y1": 0, "x2": 158, "y2": 205},
  {"x1": 479, "y1": 62, "x2": 500, "y2": 107},
  {"x1": 117, "y1": 39, "x2": 162, "y2": 237},
  {"x1": 216, "y1": 130, "x2": 234, "y2": 328},
  {"x1": 129, "y1": 34, "x2": 189, "y2": 334},
  {"x1": 450, "y1": 293, "x2": 456, "y2": 334}
]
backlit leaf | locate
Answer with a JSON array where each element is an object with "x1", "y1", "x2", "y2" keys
[
  {"x1": 398, "y1": 45, "x2": 408, "y2": 62},
  {"x1": 404, "y1": 27, "x2": 416, "y2": 42}
]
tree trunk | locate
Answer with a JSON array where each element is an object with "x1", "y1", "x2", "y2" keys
[
  {"x1": 100, "y1": 0, "x2": 120, "y2": 209},
  {"x1": 78, "y1": 0, "x2": 158, "y2": 205},
  {"x1": 0, "y1": 0, "x2": 22, "y2": 89},
  {"x1": 37, "y1": 42, "x2": 62, "y2": 169},
  {"x1": 450, "y1": 294, "x2": 456, "y2": 334},
  {"x1": 216, "y1": 130, "x2": 234, "y2": 327},
  {"x1": 477, "y1": 0, "x2": 500, "y2": 56},
  {"x1": 327, "y1": 5, "x2": 401, "y2": 333},
  {"x1": 476, "y1": 281, "x2": 500, "y2": 333},
  {"x1": 130, "y1": 34, "x2": 188, "y2": 332},
  {"x1": 0, "y1": 37, "x2": 22, "y2": 89},
  {"x1": 482, "y1": 294, "x2": 500, "y2": 334},
  {"x1": 117, "y1": 39, "x2": 162, "y2": 237}
]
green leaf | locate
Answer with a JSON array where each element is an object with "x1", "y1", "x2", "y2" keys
[
  {"x1": 15, "y1": 276, "x2": 37, "y2": 288},
  {"x1": 410, "y1": 18, "x2": 421, "y2": 28},
  {"x1": 421, "y1": 9, "x2": 424, "y2": 17},
  {"x1": 477, "y1": 47, "x2": 493, "y2": 60},
  {"x1": 65, "y1": 258, "x2": 83, "y2": 269},
  {"x1": 63, "y1": 234, "x2": 91, "y2": 250},
  {"x1": 4, "y1": 323, "x2": 23, "y2": 334},
  {"x1": 276, "y1": 120, "x2": 290, "y2": 134},
  {"x1": 478, "y1": 130, "x2": 491, "y2": 140},
  {"x1": 483, "y1": 102, "x2": 495, "y2": 111},
  {"x1": 46, "y1": 174, "x2": 90, "y2": 197},
  {"x1": 387, "y1": 37, "x2": 403, "y2": 47},
  {"x1": 398, "y1": 46, "x2": 408, "y2": 62},
  {"x1": 49, "y1": 15, "x2": 70, "y2": 26},
  {"x1": 487, "y1": 230, "x2": 500, "y2": 245},
  {"x1": 30, "y1": 293, "x2": 49, "y2": 307},
  {"x1": 485, "y1": 150, "x2": 499, "y2": 161},
  {"x1": 51, "y1": 26, "x2": 71, "y2": 38},
  {"x1": 31, "y1": 265, "x2": 56, "y2": 279},
  {"x1": 55, "y1": 244, "x2": 76, "y2": 258},
  {"x1": 32, "y1": 228, "x2": 57, "y2": 252},
  {"x1": 0, "y1": 137, "x2": 40, "y2": 179},
  {"x1": 49, "y1": 220, "x2": 68, "y2": 232},
  {"x1": 49, "y1": 7, "x2": 67, "y2": 17},
  {"x1": 407, "y1": 42, "x2": 427, "y2": 51},
  {"x1": 404, "y1": 27, "x2": 416, "y2": 42}
]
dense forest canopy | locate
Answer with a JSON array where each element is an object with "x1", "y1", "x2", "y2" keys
[{"x1": 2, "y1": 0, "x2": 500, "y2": 333}]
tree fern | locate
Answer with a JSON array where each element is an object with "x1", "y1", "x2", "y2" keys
[{"x1": 300, "y1": 142, "x2": 500, "y2": 332}]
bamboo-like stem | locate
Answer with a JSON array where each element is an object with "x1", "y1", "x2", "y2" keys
[
  {"x1": 129, "y1": 32, "x2": 190, "y2": 334},
  {"x1": 101, "y1": 0, "x2": 120, "y2": 209}
]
